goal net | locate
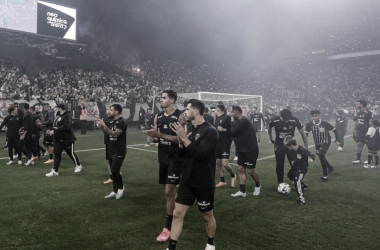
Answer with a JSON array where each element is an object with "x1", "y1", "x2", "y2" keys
[{"x1": 177, "y1": 91, "x2": 264, "y2": 129}]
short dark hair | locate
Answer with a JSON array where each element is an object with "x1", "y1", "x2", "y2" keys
[
  {"x1": 231, "y1": 105, "x2": 242, "y2": 114},
  {"x1": 284, "y1": 135, "x2": 297, "y2": 147},
  {"x1": 147, "y1": 108, "x2": 152, "y2": 111},
  {"x1": 357, "y1": 100, "x2": 367, "y2": 107},
  {"x1": 163, "y1": 90, "x2": 177, "y2": 103},
  {"x1": 310, "y1": 109, "x2": 321, "y2": 116},
  {"x1": 13, "y1": 102, "x2": 19, "y2": 106},
  {"x1": 280, "y1": 109, "x2": 292, "y2": 120},
  {"x1": 216, "y1": 104, "x2": 225, "y2": 112},
  {"x1": 111, "y1": 104, "x2": 123, "y2": 114},
  {"x1": 56, "y1": 103, "x2": 66, "y2": 110},
  {"x1": 187, "y1": 99, "x2": 205, "y2": 115},
  {"x1": 253, "y1": 106, "x2": 258, "y2": 110},
  {"x1": 24, "y1": 103, "x2": 30, "y2": 110},
  {"x1": 30, "y1": 106, "x2": 36, "y2": 111},
  {"x1": 204, "y1": 107, "x2": 209, "y2": 113},
  {"x1": 8, "y1": 105, "x2": 16, "y2": 114}
]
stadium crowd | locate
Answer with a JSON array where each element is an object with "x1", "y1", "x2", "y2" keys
[{"x1": 0, "y1": 58, "x2": 379, "y2": 119}]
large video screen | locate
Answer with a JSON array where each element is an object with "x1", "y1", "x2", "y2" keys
[{"x1": 0, "y1": 0, "x2": 76, "y2": 40}]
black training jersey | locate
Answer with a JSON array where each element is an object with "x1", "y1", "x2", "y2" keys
[
  {"x1": 269, "y1": 116, "x2": 303, "y2": 145},
  {"x1": 251, "y1": 112, "x2": 265, "y2": 127},
  {"x1": 305, "y1": 120, "x2": 335, "y2": 145},
  {"x1": 104, "y1": 116, "x2": 113, "y2": 145},
  {"x1": 214, "y1": 113, "x2": 231, "y2": 146},
  {"x1": 178, "y1": 122, "x2": 219, "y2": 188},
  {"x1": 156, "y1": 109, "x2": 182, "y2": 162},
  {"x1": 231, "y1": 116, "x2": 258, "y2": 153},
  {"x1": 23, "y1": 111, "x2": 34, "y2": 138},
  {"x1": 43, "y1": 109, "x2": 55, "y2": 130},
  {"x1": 0, "y1": 115, "x2": 22, "y2": 137},
  {"x1": 53, "y1": 111, "x2": 76, "y2": 142},
  {"x1": 354, "y1": 109, "x2": 372, "y2": 132},
  {"x1": 289, "y1": 146, "x2": 313, "y2": 171},
  {"x1": 335, "y1": 115, "x2": 347, "y2": 131},
  {"x1": 108, "y1": 117, "x2": 127, "y2": 152}
]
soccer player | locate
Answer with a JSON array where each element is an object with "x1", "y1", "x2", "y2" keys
[
  {"x1": 203, "y1": 107, "x2": 214, "y2": 125},
  {"x1": 96, "y1": 104, "x2": 128, "y2": 199},
  {"x1": 363, "y1": 119, "x2": 380, "y2": 169},
  {"x1": 42, "y1": 103, "x2": 55, "y2": 164},
  {"x1": 144, "y1": 108, "x2": 155, "y2": 147},
  {"x1": 0, "y1": 105, "x2": 22, "y2": 165},
  {"x1": 19, "y1": 103, "x2": 35, "y2": 166},
  {"x1": 103, "y1": 106, "x2": 113, "y2": 184},
  {"x1": 305, "y1": 110, "x2": 339, "y2": 180},
  {"x1": 352, "y1": 100, "x2": 372, "y2": 164},
  {"x1": 143, "y1": 90, "x2": 186, "y2": 242},
  {"x1": 45, "y1": 103, "x2": 82, "y2": 177},
  {"x1": 214, "y1": 104, "x2": 237, "y2": 188},
  {"x1": 284, "y1": 136, "x2": 315, "y2": 205},
  {"x1": 250, "y1": 106, "x2": 266, "y2": 145},
  {"x1": 230, "y1": 106, "x2": 261, "y2": 198},
  {"x1": 268, "y1": 108, "x2": 308, "y2": 185},
  {"x1": 335, "y1": 110, "x2": 348, "y2": 152},
  {"x1": 167, "y1": 99, "x2": 219, "y2": 250}
]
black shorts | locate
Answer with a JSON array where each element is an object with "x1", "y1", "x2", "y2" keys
[
  {"x1": 215, "y1": 144, "x2": 231, "y2": 159},
  {"x1": 176, "y1": 186, "x2": 215, "y2": 212},
  {"x1": 253, "y1": 124, "x2": 261, "y2": 133},
  {"x1": 43, "y1": 134, "x2": 54, "y2": 146},
  {"x1": 237, "y1": 150, "x2": 258, "y2": 169},
  {"x1": 356, "y1": 129, "x2": 367, "y2": 143},
  {"x1": 159, "y1": 158, "x2": 181, "y2": 185}
]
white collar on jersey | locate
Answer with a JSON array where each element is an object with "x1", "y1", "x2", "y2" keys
[{"x1": 312, "y1": 120, "x2": 322, "y2": 126}]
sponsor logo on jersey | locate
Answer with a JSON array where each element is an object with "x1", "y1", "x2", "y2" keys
[
  {"x1": 195, "y1": 134, "x2": 200, "y2": 140},
  {"x1": 171, "y1": 115, "x2": 178, "y2": 119},
  {"x1": 164, "y1": 124, "x2": 168, "y2": 129},
  {"x1": 297, "y1": 154, "x2": 301, "y2": 159}
]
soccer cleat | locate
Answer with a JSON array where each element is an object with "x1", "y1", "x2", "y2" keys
[
  {"x1": 352, "y1": 160, "x2": 361, "y2": 164},
  {"x1": 364, "y1": 161, "x2": 368, "y2": 164},
  {"x1": 44, "y1": 159, "x2": 54, "y2": 164},
  {"x1": 233, "y1": 156, "x2": 238, "y2": 161},
  {"x1": 74, "y1": 165, "x2": 82, "y2": 173},
  {"x1": 205, "y1": 243, "x2": 216, "y2": 250},
  {"x1": 231, "y1": 176, "x2": 237, "y2": 188},
  {"x1": 7, "y1": 160, "x2": 14, "y2": 165},
  {"x1": 45, "y1": 170, "x2": 58, "y2": 177},
  {"x1": 144, "y1": 143, "x2": 150, "y2": 147},
  {"x1": 337, "y1": 147, "x2": 343, "y2": 152},
  {"x1": 253, "y1": 185, "x2": 261, "y2": 196},
  {"x1": 363, "y1": 164, "x2": 371, "y2": 169},
  {"x1": 320, "y1": 176, "x2": 328, "y2": 180},
  {"x1": 103, "y1": 179, "x2": 113, "y2": 184},
  {"x1": 295, "y1": 200, "x2": 306, "y2": 205},
  {"x1": 231, "y1": 191, "x2": 246, "y2": 198},
  {"x1": 25, "y1": 159, "x2": 34, "y2": 166},
  {"x1": 104, "y1": 192, "x2": 117, "y2": 199},
  {"x1": 116, "y1": 187, "x2": 125, "y2": 200},
  {"x1": 215, "y1": 181, "x2": 226, "y2": 187},
  {"x1": 156, "y1": 228, "x2": 171, "y2": 242},
  {"x1": 18, "y1": 160, "x2": 22, "y2": 165}
]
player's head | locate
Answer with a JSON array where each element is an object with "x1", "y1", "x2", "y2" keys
[
  {"x1": 231, "y1": 105, "x2": 243, "y2": 120},
  {"x1": 310, "y1": 109, "x2": 321, "y2": 122},
  {"x1": 110, "y1": 104, "x2": 122, "y2": 117},
  {"x1": 8, "y1": 105, "x2": 17, "y2": 115},
  {"x1": 161, "y1": 90, "x2": 177, "y2": 108},
  {"x1": 204, "y1": 107, "x2": 209, "y2": 114},
  {"x1": 280, "y1": 109, "x2": 292, "y2": 121},
  {"x1": 30, "y1": 106, "x2": 36, "y2": 114},
  {"x1": 13, "y1": 102, "x2": 19, "y2": 108},
  {"x1": 252, "y1": 106, "x2": 258, "y2": 112},
  {"x1": 147, "y1": 108, "x2": 152, "y2": 114},
  {"x1": 370, "y1": 118, "x2": 380, "y2": 127},
  {"x1": 24, "y1": 103, "x2": 30, "y2": 110},
  {"x1": 284, "y1": 135, "x2": 297, "y2": 150},
  {"x1": 184, "y1": 99, "x2": 205, "y2": 122},
  {"x1": 215, "y1": 104, "x2": 225, "y2": 116},
  {"x1": 44, "y1": 103, "x2": 50, "y2": 111},
  {"x1": 356, "y1": 100, "x2": 367, "y2": 108},
  {"x1": 56, "y1": 103, "x2": 66, "y2": 114}
]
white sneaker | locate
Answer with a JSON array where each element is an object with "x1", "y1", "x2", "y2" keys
[
  {"x1": 46, "y1": 169, "x2": 58, "y2": 177},
  {"x1": 18, "y1": 160, "x2": 22, "y2": 165},
  {"x1": 116, "y1": 187, "x2": 125, "y2": 200},
  {"x1": 43, "y1": 151, "x2": 49, "y2": 156},
  {"x1": 13, "y1": 154, "x2": 18, "y2": 159},
  {"x1": 231, "y1": 191, "x2": 246, "y2": 198},
  {"x1": 234, "y1": 156, "x2": 238, "y2": 161},
  {"x1": 74, "y1": 165, "x2": 82, "y2": 173},
  {"x1": 363, "y1": 164, "x2": 371, "y2": 169},
  {"x1": 205, "y1": 243, "x2": 215, "y2": 250},
  {"x1": 25, "y1": 159, "x2": 34, "y2": 166},
  {"x1": 104, "y1": 192, "x2": 117, "y2": 199},
  {"x1": 337, "y1": 147, "x2": 343, "y2": 152},
  {"x1": 253, "y1": 185, "x2": 261, "y2": 196},
  {"x1": 371, "y1": 165, "x2": 379, "y2": 169},
  {"x1": 364, "y1": 161, "x2": 368, "y2": 164},
  {"x1": 352, "y1": 160, "x2": 361, "y2": 164},
  {"x1": 7, "y1": 160, "x2": 14, "y2": 165}
]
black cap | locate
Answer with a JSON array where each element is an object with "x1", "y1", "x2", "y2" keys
[{"x1": 56, "y1": 103, "x2": 67, "y2": 110}]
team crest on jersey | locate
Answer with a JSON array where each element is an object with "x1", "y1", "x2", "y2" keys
[
  {"x1": 195, "y1": 134, "x2": 200, "y2": 140},
  {"x1": 297, "y1": 154, "x2": 301, "y2": 159},
  {"x1": 169, "y1": 123, "x2": 174, "y2": 129},
  {"x1": 319, "y1": 127, "x2": 325, "y2": 132},
  {"x1": 164, "y1": 124, "x2": 168, "y2": 129},
  {"x1": 157, "y1": 115, "x2": 162, "y2": 118},
  {"x1": 283, "y1": 127, "x2": 287, "y2": 130}
]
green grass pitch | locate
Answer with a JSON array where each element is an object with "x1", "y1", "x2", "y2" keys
[{"x1": 1, "y1": 121, "x2": 380, "y2": 250}]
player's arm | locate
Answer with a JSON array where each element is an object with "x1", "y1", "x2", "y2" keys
[
  {"x1": 97, "y1": 119, "x2": 124, "y2": 138},
  {"x1": 261, "y1": 113, "x2": 266, "y2": 126},
  {"x1": 298, "y1": 127, "x2": 308, "y2": 149},
  {"x1": 0, "y1": 116, "x2": 9, "y2": 131}
]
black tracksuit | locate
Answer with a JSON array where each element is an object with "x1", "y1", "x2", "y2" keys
[{"x1": 0, "y1": 115, "x2": 22, "y2": 161}]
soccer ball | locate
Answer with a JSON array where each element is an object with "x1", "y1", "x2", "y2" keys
[{"x1": 277, "y1": 183, "x2": 291, "y2": 195}]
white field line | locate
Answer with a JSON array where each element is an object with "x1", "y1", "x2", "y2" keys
[{"x1": 0, "y1": 135, "x2": 353, "y2": 162}]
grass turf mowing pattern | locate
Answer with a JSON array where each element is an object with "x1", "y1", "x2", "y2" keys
[{"x1": 1, "y1": 121, "x2": 380, "y2": 250}]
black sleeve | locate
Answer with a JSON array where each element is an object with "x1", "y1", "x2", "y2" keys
[
  {"x1": 115, "y1": 119, "x2": 127, "y2": 137},
  {"x1": 54, "y1": 115, "x2": 71, "y2": 132},
  {"x1": 23, "y1": 113, "x2": 32, "y2": 132},
  {"x1": 231, "y1": 118, "x2": 248, "y2": 136},
  {"x1": 0, "y1": 116, "x2": 10, "y2": 131},
  {"x1": 185, "y1": 127, "x2": 218, "y2": 161}
]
